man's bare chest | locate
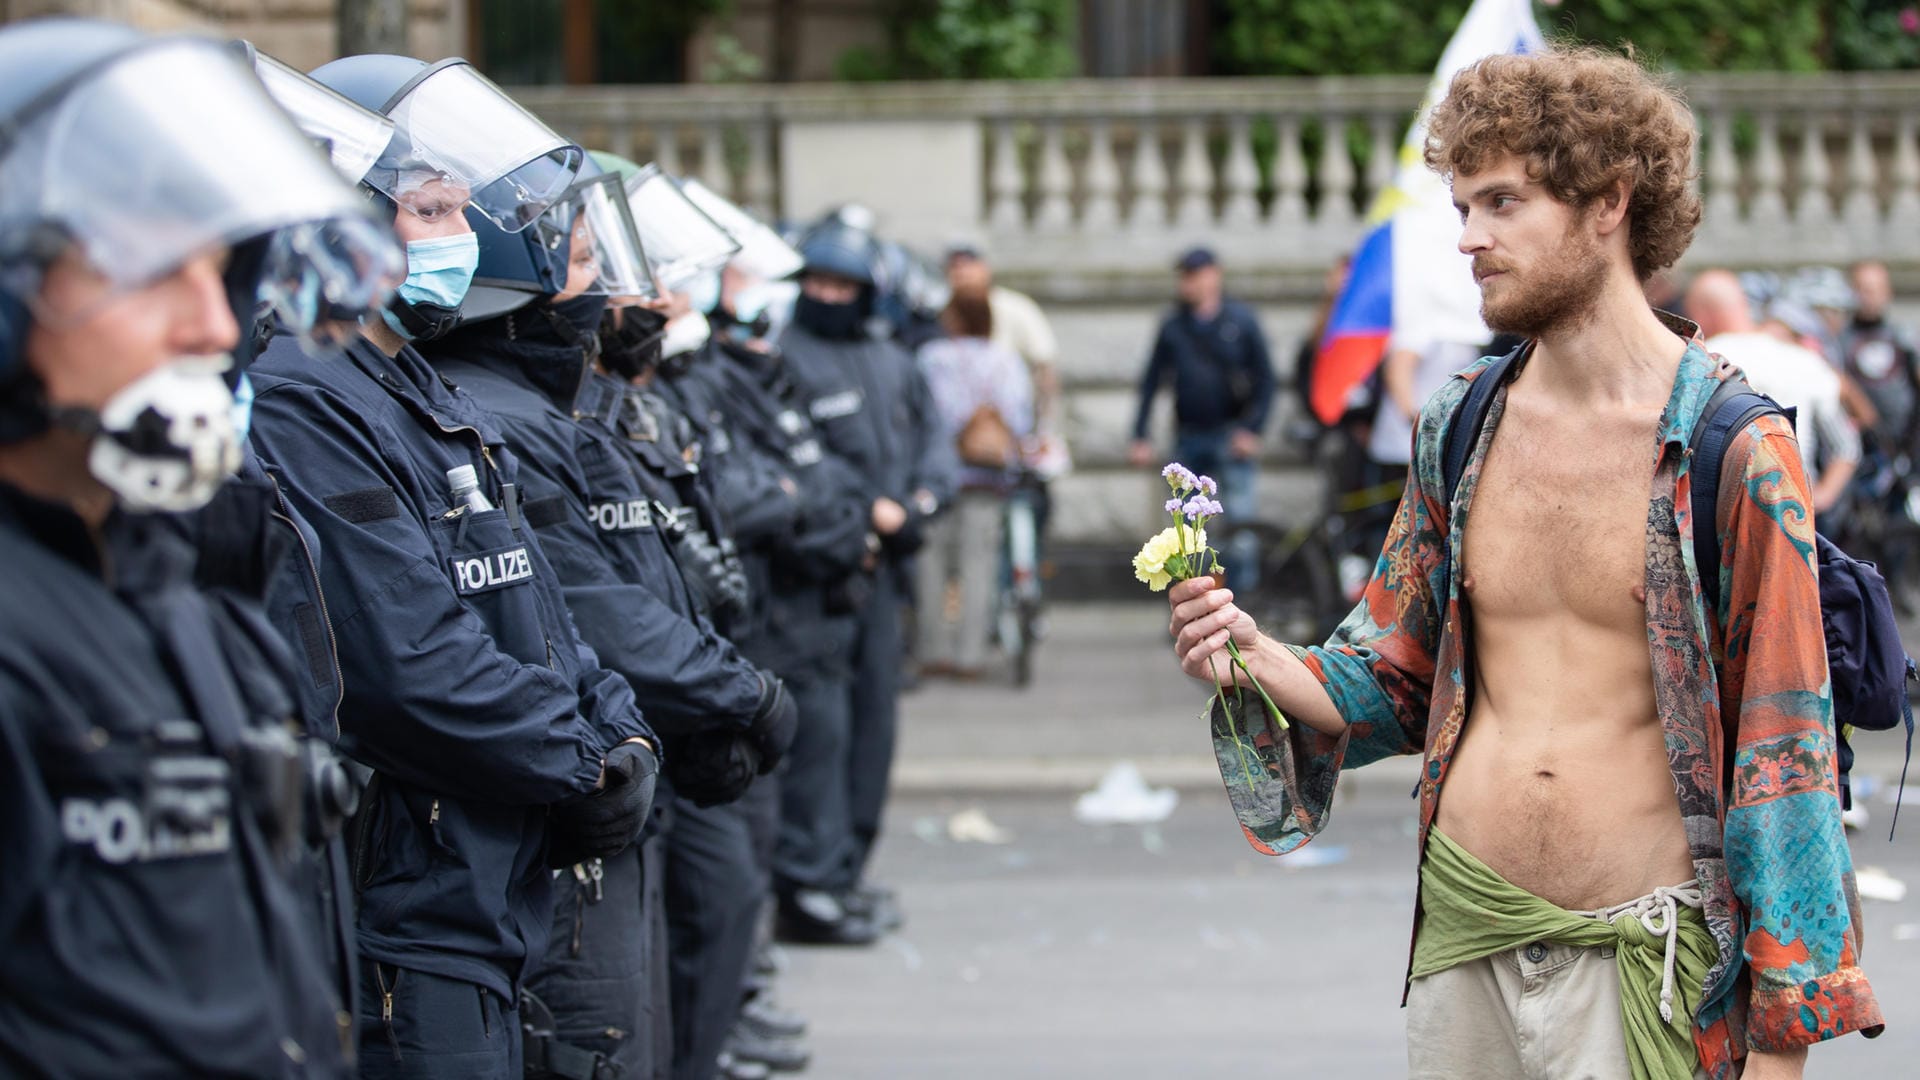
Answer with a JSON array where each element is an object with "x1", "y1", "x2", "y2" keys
[{"x1": 1462, "y1": 409, "x2": 1657, "y2": 626}]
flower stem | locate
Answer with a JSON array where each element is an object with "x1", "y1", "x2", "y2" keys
[
  {"x1": 1206, "y1": 650, "x2": 1259, "y2": 792},
  {"x1": 1223, "y1": 638, "x2": 1289, "y2": 731}
]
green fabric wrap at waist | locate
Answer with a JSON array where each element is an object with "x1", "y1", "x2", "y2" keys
[{"x1": 1411, "y1": 828, "x2": 1715, "y2": 1080}]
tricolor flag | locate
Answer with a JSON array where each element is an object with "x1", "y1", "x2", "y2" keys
[{"x1": 1308, "y1": 0, "x2": 1547, "y2": 425}]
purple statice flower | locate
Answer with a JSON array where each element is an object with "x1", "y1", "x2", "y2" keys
[
  {"x1": 1161, "y1": 462, "x2": 1198, "y2": 491},
  {"x1": 1165, "y1": 498, "x2": 1184, "y2": 515},
  {"x1": 1195, "y1": 475, "x2": 1218, "y2": 495},
  {"x1": 1182, "y1": 495, "x2": 1224, "y2": 519}
]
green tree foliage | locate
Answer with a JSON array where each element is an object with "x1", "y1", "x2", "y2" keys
[
  {"x1": 1212, "y1": 0, "x2": 1909, "y2": 76},
  {"x1": 837, "y1": 0, "x2": 1078, "y2": 80},
  {"x1": 1537, "y1": 0, "x2": 1823, "y2": 71},
  {"x1": 1214, "y1": 0, "x2": 1472, "y2": 76},
  {"x1": 1830, "y1": 0, "x2": 1920, "y2": 70}
]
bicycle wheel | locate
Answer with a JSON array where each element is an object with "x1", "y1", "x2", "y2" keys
[
  {"x1": 1012, "y1": 597, "x2": 1038, "y2": 688},
  {"x1": 1216, "y1": 521, "x2": 1341, "y2": 645}
]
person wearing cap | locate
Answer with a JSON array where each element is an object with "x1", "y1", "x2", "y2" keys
[
  {"x1": 242, "y1": 55, "x2": 659, "y2": 1078},
  {"x1": 1130, "y1": 248, "x2": 1275, "y2": 576},
  {"x1": 0, "y1": 17, "x2": 389, "y2": 1076}
]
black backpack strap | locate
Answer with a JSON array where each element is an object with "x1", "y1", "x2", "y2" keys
[
  {"x1": 1685, "y1": 376, "x2": 1785, "y2": 614},
  {"x1": 1441, "y1": 342, "x2": 1529, "y2": 510}
]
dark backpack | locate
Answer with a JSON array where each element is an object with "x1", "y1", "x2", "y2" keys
[{"x1": 1441, "y1": 345, "x2": 1913, "y2": 833}]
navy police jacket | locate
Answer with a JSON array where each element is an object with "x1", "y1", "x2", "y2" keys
[
  {"x1": 187, "y1": 445, "x2": 360, "y2": 1029},
  {"x1": 775, "y1": 321, "x2": 956, "y2": 561},
  {"x1": 420, "y1": 309, "x2": 767, "y2": 736},
  {"x1": 691, "y1": 340, "x2": 874, "y2": 676},
  {"x1": 0, "y1": 486, "x2": 348, "y2": 1078},
  {"x1": 247, "y1": 333, "x2": 651, "y2": 999}
]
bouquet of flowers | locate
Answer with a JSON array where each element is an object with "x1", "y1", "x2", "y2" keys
[{"x1": 1133, "y1": 464, "x2": 1288, "y2": 790}]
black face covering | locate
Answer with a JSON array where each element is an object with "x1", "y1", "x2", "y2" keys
[
  {"x1": 793, "y1": 293, "x2": 868, "y2": 341},
  {"x1": 549, "y1": 293, "x2": 608, "y2": 346},
  {"x1": 600, "y1": 305, "x2": 668, "y2": 380},
  {"x1": 385, "y1": 293, "x2": 462, "y2": 342},
  {"x1": 710, "y1": 302, "x2": 772, "y2": 343}
]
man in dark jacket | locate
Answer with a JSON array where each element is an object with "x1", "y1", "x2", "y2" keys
[
  {"x1": 1128, "y1": 249, "x2": 1275, "y2": 497},
  {"x1": 775, "y1": 221, "x2": 956, "y2": 941},
  {"x1": 1128, "y1": 248, "x2": 1276, "y2": 583},
  {"x1": 249, "y1": 55, "x2": 659, "y2": 1079}
]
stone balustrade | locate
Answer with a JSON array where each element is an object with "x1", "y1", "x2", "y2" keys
[
  {"x1": 516, "y1": 72, "x2": 1920, "y2": 293},
  {"x1": 513, "y1": 75, "x2": 1920, "y2": 571}
]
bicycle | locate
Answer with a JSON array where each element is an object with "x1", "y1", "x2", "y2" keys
[
  {"x1": 995, "y1": 469, "x2": 1047, "y2": 687},
  {"x1": 1214, "y1": 429, "x2": 1404, "y2": 645},
  {"x1": 1837, "y1": 447, "x2": 1920, "y2": 616}
]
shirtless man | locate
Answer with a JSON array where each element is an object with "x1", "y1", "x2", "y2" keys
[{"x1": 1167, "y1": 49, "x2": 1880, "y2": 1080}]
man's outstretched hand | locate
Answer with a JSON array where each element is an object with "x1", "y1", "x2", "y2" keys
[{"x1": 1167, "y1": 577, "x2": 1260, "y2": 684}]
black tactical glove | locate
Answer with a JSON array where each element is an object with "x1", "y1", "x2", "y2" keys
[
  {"x1": 885, "y1": 500, "x2": 936, "y2": 558},
  {"x1": 748, "y1": 675, "x2": 798, "y2": 775},
  {"x1": 716, "y1": 537, "x2": 752, "y2": 611},
  {"x1": 548, "y1": 740, "x2": 658, "y2": 868},
  {"x1": 667, "y1": 732, "x2": 760, "y2": 808}
]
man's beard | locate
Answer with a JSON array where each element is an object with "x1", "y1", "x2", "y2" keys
[{"x1": 1476, "y1": 224, "x2": 1608, "y2": 339}]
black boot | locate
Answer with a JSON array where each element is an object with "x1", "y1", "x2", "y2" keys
[{"x1": 775, "y1": 888, "x2": 880, "y2": 946}]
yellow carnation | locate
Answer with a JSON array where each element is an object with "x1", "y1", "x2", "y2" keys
[{"x1": 1132, "y1": 526, "x2": 1208, "y2": 592}]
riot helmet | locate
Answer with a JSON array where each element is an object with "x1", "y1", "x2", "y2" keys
[
  {"x1": 791, "y1": 219, "x2": 879, "y2": 341},
  {"x1": 233, "y1": 42, "x2": 405, "y2": 352},
  {"x1": 463, "y1": 160, "x2": 653, "y2": 324},
  {"x1": 309, "y1": 54, "x2": 584, "y2": 341},
  {"x1": 594, "y1": 155, "x2": 739, "y2": 294},
  {"x1": 675, "y1": 178, "x2": 802, "y2": 283},
  {"x1": 0, "y1": 19, "x2": 382, "y2": 509}
]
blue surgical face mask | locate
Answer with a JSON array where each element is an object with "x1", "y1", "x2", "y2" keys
[
  {"x1": 684, "y1": 270, "x2": 722, "y2": 316},
  {"x1": 230, "y1": 370, "x2": 255, "y2": 445},
  {"x1": 380, "y1": 232, "x2": 479, "y2": 340},
  {"x1": 731, "y1": 281, "x2": 775, "y2": 325}
]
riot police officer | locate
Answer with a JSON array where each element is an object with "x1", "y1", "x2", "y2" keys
[
  {"x1": 246, "y1": 54, "x2": 659, "y2": 1078},
  {"x1": 662, "y1": 209, "x2": 879, "y2": 1068},
  {"x1": 0, "y1": 18, "x2": 383, "y2": 1077},
  {"x1": 583, "y1": 153, "x2": 807, "y2": 1080},
  {"x1": 191, "y1": 44, "x2": 409, "y2": 1037},
  {"x1": 417, "y1": 159, "x2": 795, "y2": 1080},
  {"x1": 774, "y1": 220, "x2": 956, "y2": 939}
]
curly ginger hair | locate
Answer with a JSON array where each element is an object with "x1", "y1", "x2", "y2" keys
[{"x1": 1423, "y1": 47, "x2": 1701, "y2": 281}]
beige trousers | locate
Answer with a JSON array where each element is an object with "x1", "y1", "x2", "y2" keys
[{"x1": 1406, "y1": 939, "x2": 1710, "y2": 1080}]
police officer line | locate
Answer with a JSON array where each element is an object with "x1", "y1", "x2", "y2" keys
[{"x1": 0, "y1": 16, "x2": 954, "y2": 1080}]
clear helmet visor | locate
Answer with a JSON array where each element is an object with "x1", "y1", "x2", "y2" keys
[
  {"x1": 250, "y1": 51, "x2": 394, "y2": 184},
  {"x1": 257, "y1": 213, "x2": 404, "y2": 350},
  {"x1": 372, "y1": 60, "x2": 582, "y2": 233},
  {"x1": 623, "y1": 164, "x2": 740, "y2": 293},
  {"x1": 675, "y1": 177, "x2": 802, "y2": 282},
  {"x1": 541, "y1": 172, "x2": 654, "y2": 300},
  {"x1": 0, "y1": 37, "x2": 373, "y2": 294}
]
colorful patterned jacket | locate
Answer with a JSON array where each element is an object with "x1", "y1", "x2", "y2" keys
[{"x1": 1212, "y1": 316, "x2": 1884, "y2": 1074}]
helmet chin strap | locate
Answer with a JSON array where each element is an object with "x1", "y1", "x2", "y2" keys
[
  {"x1": 599, "y1": 308, "x2": 667, "y2": 381},
  {"x1": 383, "y1": 292, "x2": 461, "y2": 342},
  {"x1": 534, "y1": 301, "x2": 602, "y2": 366}
]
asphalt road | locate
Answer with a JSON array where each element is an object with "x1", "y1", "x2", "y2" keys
[
  {"x1": 781, "y1": 785, "x2": 1920, "y2": 1079},
  {"x1": 773, "y1": 602, "x2": 1920, "y2": 1079}
]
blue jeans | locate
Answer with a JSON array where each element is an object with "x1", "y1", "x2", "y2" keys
[{"x1": 1173, "y1": 430, "x2": 1259, "y2": 588}]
